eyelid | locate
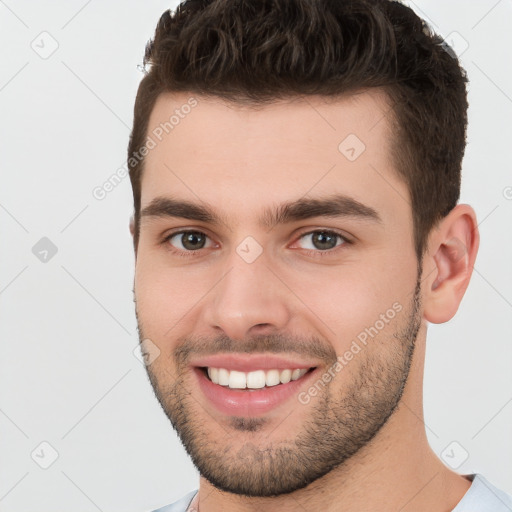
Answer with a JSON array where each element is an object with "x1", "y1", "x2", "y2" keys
[
  {"x1": 163, "y1": 229, "x2": 216, "y2": 248},
  {"x1": 162, "y1": 225, "x2": 211, "y2": 239},
  {"x1": 162, "y1": 227, "x2": 353, "y2": 256},
  {"x1": 291, "y1": 227, "x2": 353, "y2": 245}
]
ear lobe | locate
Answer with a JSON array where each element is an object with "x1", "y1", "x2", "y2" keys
[
  {"x1": 129, "y1": 216, "x2": 135, "y2": 237},
  {"x1": 423, "y1": 204, "x2": 479, "y2": 324},
  {"x1": 129, "y1": 216, "x2": 138, "y2": 257}
]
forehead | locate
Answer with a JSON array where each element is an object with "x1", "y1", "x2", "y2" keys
[{"x1": 140, "y1": 90, "x2": 409, "y2": 227}]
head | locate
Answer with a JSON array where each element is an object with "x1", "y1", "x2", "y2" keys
[
  {"x1": 129, "y1": 0, "x2": 479, "y2": 498},
  {"x1": 129, "y1": 0, "x2": 469, "y2": 259}
]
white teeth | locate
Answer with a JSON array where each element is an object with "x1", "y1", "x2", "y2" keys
[
  {"x1": 218, "y1": 368, "x2": 230, "y2": 386},
  {"x1": 206, "y1": 367, "x2": 310, "y2": 389},
  {"x1": 291, "y1": 368, "x2": 302, "y2": 380},
  {"x1": 207, "y1": 367, "x2": 218, "y2": 383},
  {"x1": 229, "y1": 370, "x2": 247, "y2": 389},
  {"x1": 246, "y1": 370, "x2": 266, "y2": 389},
  {"x1": 280, "y1": 369, "x2": 292, "y2": 384},
  {"x1": 265, "y1": 369, "x2": 281, "y2": 387}
]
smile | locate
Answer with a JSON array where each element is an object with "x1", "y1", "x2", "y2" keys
[
  {"x1": 204, "y1": 367, "x2": 312, "y2": 389},
  {"x1": 194, "y1": 364, "x2": 319, "y2": 416}
]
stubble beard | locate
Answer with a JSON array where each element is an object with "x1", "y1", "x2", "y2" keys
[{"x1": 139, "y1": 277, "x2": 422, "y2": 497}]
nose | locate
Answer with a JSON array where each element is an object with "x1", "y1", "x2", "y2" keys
[{"x1": 202, "y1": 252, "x2": 292, "y2": 341}]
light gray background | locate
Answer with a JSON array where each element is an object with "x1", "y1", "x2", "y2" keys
[{"x1": 0, "y1": 1, "x2": 511, "y2": 511}]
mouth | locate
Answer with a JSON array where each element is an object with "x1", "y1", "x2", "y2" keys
[
  {"x1": 193, "y1": 363, "x2": 320, "y2": 416},
  {"x1": 198, "y1": 366, "x2": 317, "y2": 391}
]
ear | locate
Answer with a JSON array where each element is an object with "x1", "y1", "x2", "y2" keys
[
  {"x1": 129, "y1": 215, "x2": 137, "y2": 257},
  {"x1": 422, "y1": 204, "x2": 479, "y2": 324},
  {"x1": 129, "y1": 215, "x2": 135, "y2": 236}
]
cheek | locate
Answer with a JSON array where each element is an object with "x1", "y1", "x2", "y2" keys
[
  {"x1": 287, "y1": 261, "x2": 413, "y2": 352},
  {"x1": 134, "y1": 253, "x2": 212, "y2": 338}
]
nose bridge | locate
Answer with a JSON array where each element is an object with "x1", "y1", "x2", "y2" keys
[{"x1": 204, "y1": 243, "x2": 291, "y2": 339}]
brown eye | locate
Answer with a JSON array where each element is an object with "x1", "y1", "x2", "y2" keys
[
  {"x1": 168, "y1": 231, "x2": 210, "y2": 251},
  {"x1": 298, "y1": 230, "x2": 345, "y2": 251}
]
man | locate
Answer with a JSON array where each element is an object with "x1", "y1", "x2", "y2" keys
[{"x1": 127, "y1": 0, "x2": 512, "y2": 511}]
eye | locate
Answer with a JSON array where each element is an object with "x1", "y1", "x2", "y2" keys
[
  {"x1": 295, "y1": 230, "x2": 347, "y2": 252},
  {"x1": 165, "y1": 230, "x2": 214, "y2": 251}
]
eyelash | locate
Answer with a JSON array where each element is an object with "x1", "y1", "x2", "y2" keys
[{"x1": 161, "y1": 229, "x2": 351, "y2": 259}]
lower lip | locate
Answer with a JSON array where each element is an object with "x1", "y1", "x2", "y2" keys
[{"x1": 194, "y1": 367, "x2": 318, "y2": 416}]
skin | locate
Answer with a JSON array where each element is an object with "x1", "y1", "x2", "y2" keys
[{"x1": 132, "y1": 90, "x2": 479, "y2": 511}]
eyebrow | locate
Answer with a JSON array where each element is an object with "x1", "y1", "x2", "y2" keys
[{"x1": 140, "y1": 194, "x2": 382, "y2": 229}]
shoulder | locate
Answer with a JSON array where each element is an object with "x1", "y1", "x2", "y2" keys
[
  {"x1": 453, "y1": 473, "x2": 512, "y2": 511},
  {"x1": 149, "y1": 489, "x2": 199, "y2": 512}
]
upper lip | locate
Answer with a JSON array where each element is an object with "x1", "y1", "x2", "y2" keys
[{"x1": 190, "y1": 353, "x2": 319, "y2": 372}]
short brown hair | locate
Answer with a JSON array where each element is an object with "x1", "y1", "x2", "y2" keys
[{"x1": 128, "y1": 0, "x2": 468, "y2": 258}]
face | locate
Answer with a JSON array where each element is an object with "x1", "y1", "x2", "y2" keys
[{"x1": 134, "y1": 90, "x2": 423, "y2": 496}]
